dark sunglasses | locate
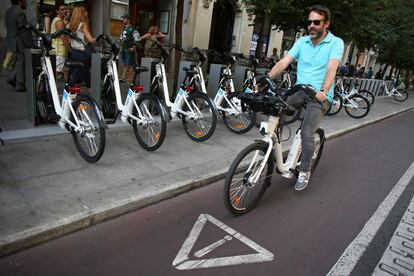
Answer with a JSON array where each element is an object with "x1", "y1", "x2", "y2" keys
[{"x1": 307, "y1": 19, "x2": 324, "y2": 26}]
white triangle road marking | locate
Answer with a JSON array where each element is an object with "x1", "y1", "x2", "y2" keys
[{"x1": 172, "y1": 213, "x2": 274, "y2": 270}]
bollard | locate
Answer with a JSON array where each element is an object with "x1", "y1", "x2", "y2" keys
[{"x1": 91, "y1": 52, "x2": 110, "y2": 106}]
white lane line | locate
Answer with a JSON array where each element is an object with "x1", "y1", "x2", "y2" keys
[{"x1": 328, "y1": 161, "x2": 414, "y2": 276}]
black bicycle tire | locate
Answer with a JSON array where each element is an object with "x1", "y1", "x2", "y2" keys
[
  {"x1": 394, "y1": 89, "x2": 409, "y2": 102},
  {"x1": 222, "y1": 92, "x2": 256, "y2": 134},
  {"x1": 327, "y1": 90, "x2": 343, "y2": 116},
  {"x1": 223, "y1": 142, "x2": 274, "y2": 216},
  {"x1": 344, "y1": 94, "x2": 370, "y2": 119},
  {"x1": 132, "y1": 93, "x2": 167, "y2": 151},
  {"x1": 358, "y1": 89, "x2": 375, "y2": 105},
  {"x1": 71, "y1": 95, "x2": 106, "y2": 163},
  {"x1": 181, "y1": 92, "x2": 217, "y2": 142}
]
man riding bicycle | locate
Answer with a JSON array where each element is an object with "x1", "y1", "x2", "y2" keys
[{"x1": 265, "y1": 5, "x2": 344, "y2": 191}]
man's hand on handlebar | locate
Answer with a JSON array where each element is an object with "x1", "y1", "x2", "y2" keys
[{"x1": 315, "y1": 91, "x2": 327, "y2": 102}]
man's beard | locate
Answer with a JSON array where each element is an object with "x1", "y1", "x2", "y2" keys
[{"x1": 308, "y1": 28, "x2": 324, "y2": 39}]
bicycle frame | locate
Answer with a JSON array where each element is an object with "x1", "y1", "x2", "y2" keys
[
  {"x1": 103, "y1": 59, "x2": 150, "y2": 124},
  {"x1": 152, "y1": 61, "x2": 202, "y2": 120},
  {"x1": 249, "y1": 116, "x2": 302, "y2": 184},
  {"x1": 213, "y1": 65, "x2": 243, "y2": 116},
  {"x1": 39, "y1": 51, "x2": 92, "y2": 133}
]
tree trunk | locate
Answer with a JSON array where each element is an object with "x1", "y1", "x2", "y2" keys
[
  {"x1": 255, "y1": 12, "x2": 270, "y2": 59},
  {"x1": 381, "y1": 63, "x2": 389, "y2": 79},
  {"x1": 173, "y1": 0, "x2": 184, "y2": 98}
]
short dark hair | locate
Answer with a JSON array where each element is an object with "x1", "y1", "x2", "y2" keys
[
  {"x1": 309, "y1": 4, "x2": 331, "y2": 22},
  {"x1": 11, "y1": 0, "x2": 19, "y2": 5},
  {"x1": 55, "y1": 3, "x2": 66, "y2": 11}
]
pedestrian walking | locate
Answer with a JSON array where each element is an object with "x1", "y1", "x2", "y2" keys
[
  {"x1": 5, "y1": 0, "x2": 33, "y2": 92},
  {"x1": 119, "y1": 14, "x2": 140, "y2": 82}
]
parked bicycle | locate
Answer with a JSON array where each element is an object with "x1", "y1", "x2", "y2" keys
[
  {"x1": 28, "y1": 25, "x2": 106, "y2": 163},
  {"x1": 327, "y1": 79, "x2": 371, "y2": 118},
  {"x1": 377, "y1": 79, "x2": 409, "y2": 102},
  {"x1": 98, "y1": 35, "x2": 167, "y2": 151},
  {"x1": 335, "y1": 76, "x2": 375, "y2": 105},
  {"x1": 223, "y1": 77, "x2": 325, "y2": 215},
  {"x1": 152, "y1": 42, "x2": 217, "y2": 142},
  {"x1": 207, "y1": 50, "x2": 256, "y2": 134}
]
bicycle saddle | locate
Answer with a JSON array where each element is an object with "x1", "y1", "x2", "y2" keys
[
  {"x1": 220, "y1": 73, "x2": 235, "y2": 79},
  {"x1": 135, "y1": 66, "x2": 149, "y2": 73},
  {"x1": 183, "y1": 67, "x2": 198, "y2": 75}
]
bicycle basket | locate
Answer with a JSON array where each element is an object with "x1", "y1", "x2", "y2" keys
[{"x1": 240, "y1": 92, "x2": 282, "y2": 116}]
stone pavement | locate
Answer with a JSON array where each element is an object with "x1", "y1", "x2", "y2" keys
[{"x1": 1, "y1": 71, "x2": 414, "y2": 257}]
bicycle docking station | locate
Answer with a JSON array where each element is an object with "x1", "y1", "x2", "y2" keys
[
  {"x1": 91, "y1": 52, "x2": 111, "y2": 106},
  {"x1": 25, "y1": 48, "x2": 56, "y2": 126},
  {"x1": 207, "y1": 63, "x2": 225, "y2": 98}
]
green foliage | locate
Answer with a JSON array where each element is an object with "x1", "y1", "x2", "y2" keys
[{"x1": 243, "y1": 0, "x2": 414, "y2": 69}]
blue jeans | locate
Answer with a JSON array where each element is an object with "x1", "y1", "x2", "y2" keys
[
  {"x1": 287, "y1": 91, "x2": 330, "y2": 171},
  {"x1": 68, "y1": 49, "x2": 91, "y2": 88}
]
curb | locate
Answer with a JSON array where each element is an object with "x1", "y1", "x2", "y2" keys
[{"x1": 1, "y1": 107, "x2": 413, "y2": 257}]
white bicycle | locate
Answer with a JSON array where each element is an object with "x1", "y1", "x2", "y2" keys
[
  {"x1": 151, "y1": 42, "x2": 217, "y2": 142},
  {"x1": 28, "y1": 25, "x2": 106, "y2": 163},
  {"x1": 206, "y1": 50, "x2": 256, "y2": 134},
  {"x1": 377, "y1": 79, "x2": 409, "y2": 102},
  {"x1": 223, "y1": 78, "x2": 325, "y2": 215},
  {"x1": 97, "y1": 35, "x2": 167, "y2": 151}
]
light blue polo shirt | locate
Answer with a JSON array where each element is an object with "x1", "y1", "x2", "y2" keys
[{"x1": 288, "y1": 32, "x2": 344, "y2": 102}]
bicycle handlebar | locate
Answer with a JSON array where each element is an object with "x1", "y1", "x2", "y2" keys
[
  {"x1": 257, "y1": 76, "x2": 317, "y2": 99},
  {"x1": 96, "y1": 34, "x2": 119, "y2": 56},
  {"x1": 25, "y1": 24, "x2": 85, "y2": 48}
]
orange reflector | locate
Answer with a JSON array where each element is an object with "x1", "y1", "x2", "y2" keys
[
  {"x1": 196, "y1": 131, "x2": 204, "y2": 136},
  {"x1": 79, "y1": 104, "x2": 88, "y2": 111},
  {"x1": 232, "y1": 195, "x2": 241, "y2": 206},
  {"x1": 235, "y1": 123, "x2": 243, "y2": 129},
  {"x1": 346, "y1": 108, "x2": 352, "y2": 112},
  {"x1": 154, "y1": 131, "x2": 161, "y2": 141}
]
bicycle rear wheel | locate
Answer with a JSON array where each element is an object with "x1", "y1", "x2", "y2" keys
[
  {"x1": 223, "y1": 142, "x2": 274, "y2": 216},
  {"x1": 394, "y1": 89, "x2": 408, "y2": 102},
  {"x1": 222, "y1": 92, "x2": 256, "y2": 134},
  {"x1": 344, "y1": 94, "x2": 370, "y2": 118},
  {"x1": 132, "y1": 93, "x2": 167, "y2": 151},
  {"x1": 181, "y1": 92, "x2": 217, "y2": 142},
  {"x1": 358, "y1": 89, "x2": 375, "y2": 105},
  {"x1": 71, "y1": 95, "x2": 106, "y2": 163}
]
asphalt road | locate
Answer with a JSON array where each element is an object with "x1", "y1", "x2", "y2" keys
[{"x1": 1, "y1": 109, "x2": 414, "y2": 276}]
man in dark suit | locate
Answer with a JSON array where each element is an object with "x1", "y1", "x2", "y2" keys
[{"x1": 5, "y1": 0, "x2": 33, "y2": 92}]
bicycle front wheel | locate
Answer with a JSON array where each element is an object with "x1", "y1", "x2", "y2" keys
[
  {"x1": 344, "y1": 94, "x2": 370, "y2": 118},
  {"x1": 394, "y1": 89, "x2": 408, "y2": 102},
  {"x1": 71, "y1": 96, "x2": 106, "y2": 163},
  {"x1": 133, "y1": 93, "x2": 167, "y2": 151},
  {"x1": 182, "y1": 92, "x2": 217, "y2": 142},
  {"x1": 223, "y1": 142, "x2": 274, "y2": 216},
  {"x1": 358, "y1": 89, "x2": 375, "y2": 105},
  {"x1": 222, "y1": 92, "x2": 256, "y2": 134},
  {"x1": 326, "y1": 91, "x2": 342, "y2": 116}
]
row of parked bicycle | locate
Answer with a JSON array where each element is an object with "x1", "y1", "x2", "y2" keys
[{"x1": 29, "y1": 25, "x2": 409, "y2": 163}]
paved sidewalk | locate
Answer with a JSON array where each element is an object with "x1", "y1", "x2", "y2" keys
[{"x1": 1, "y1": 74, "x2": 414, "y2": 257}]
